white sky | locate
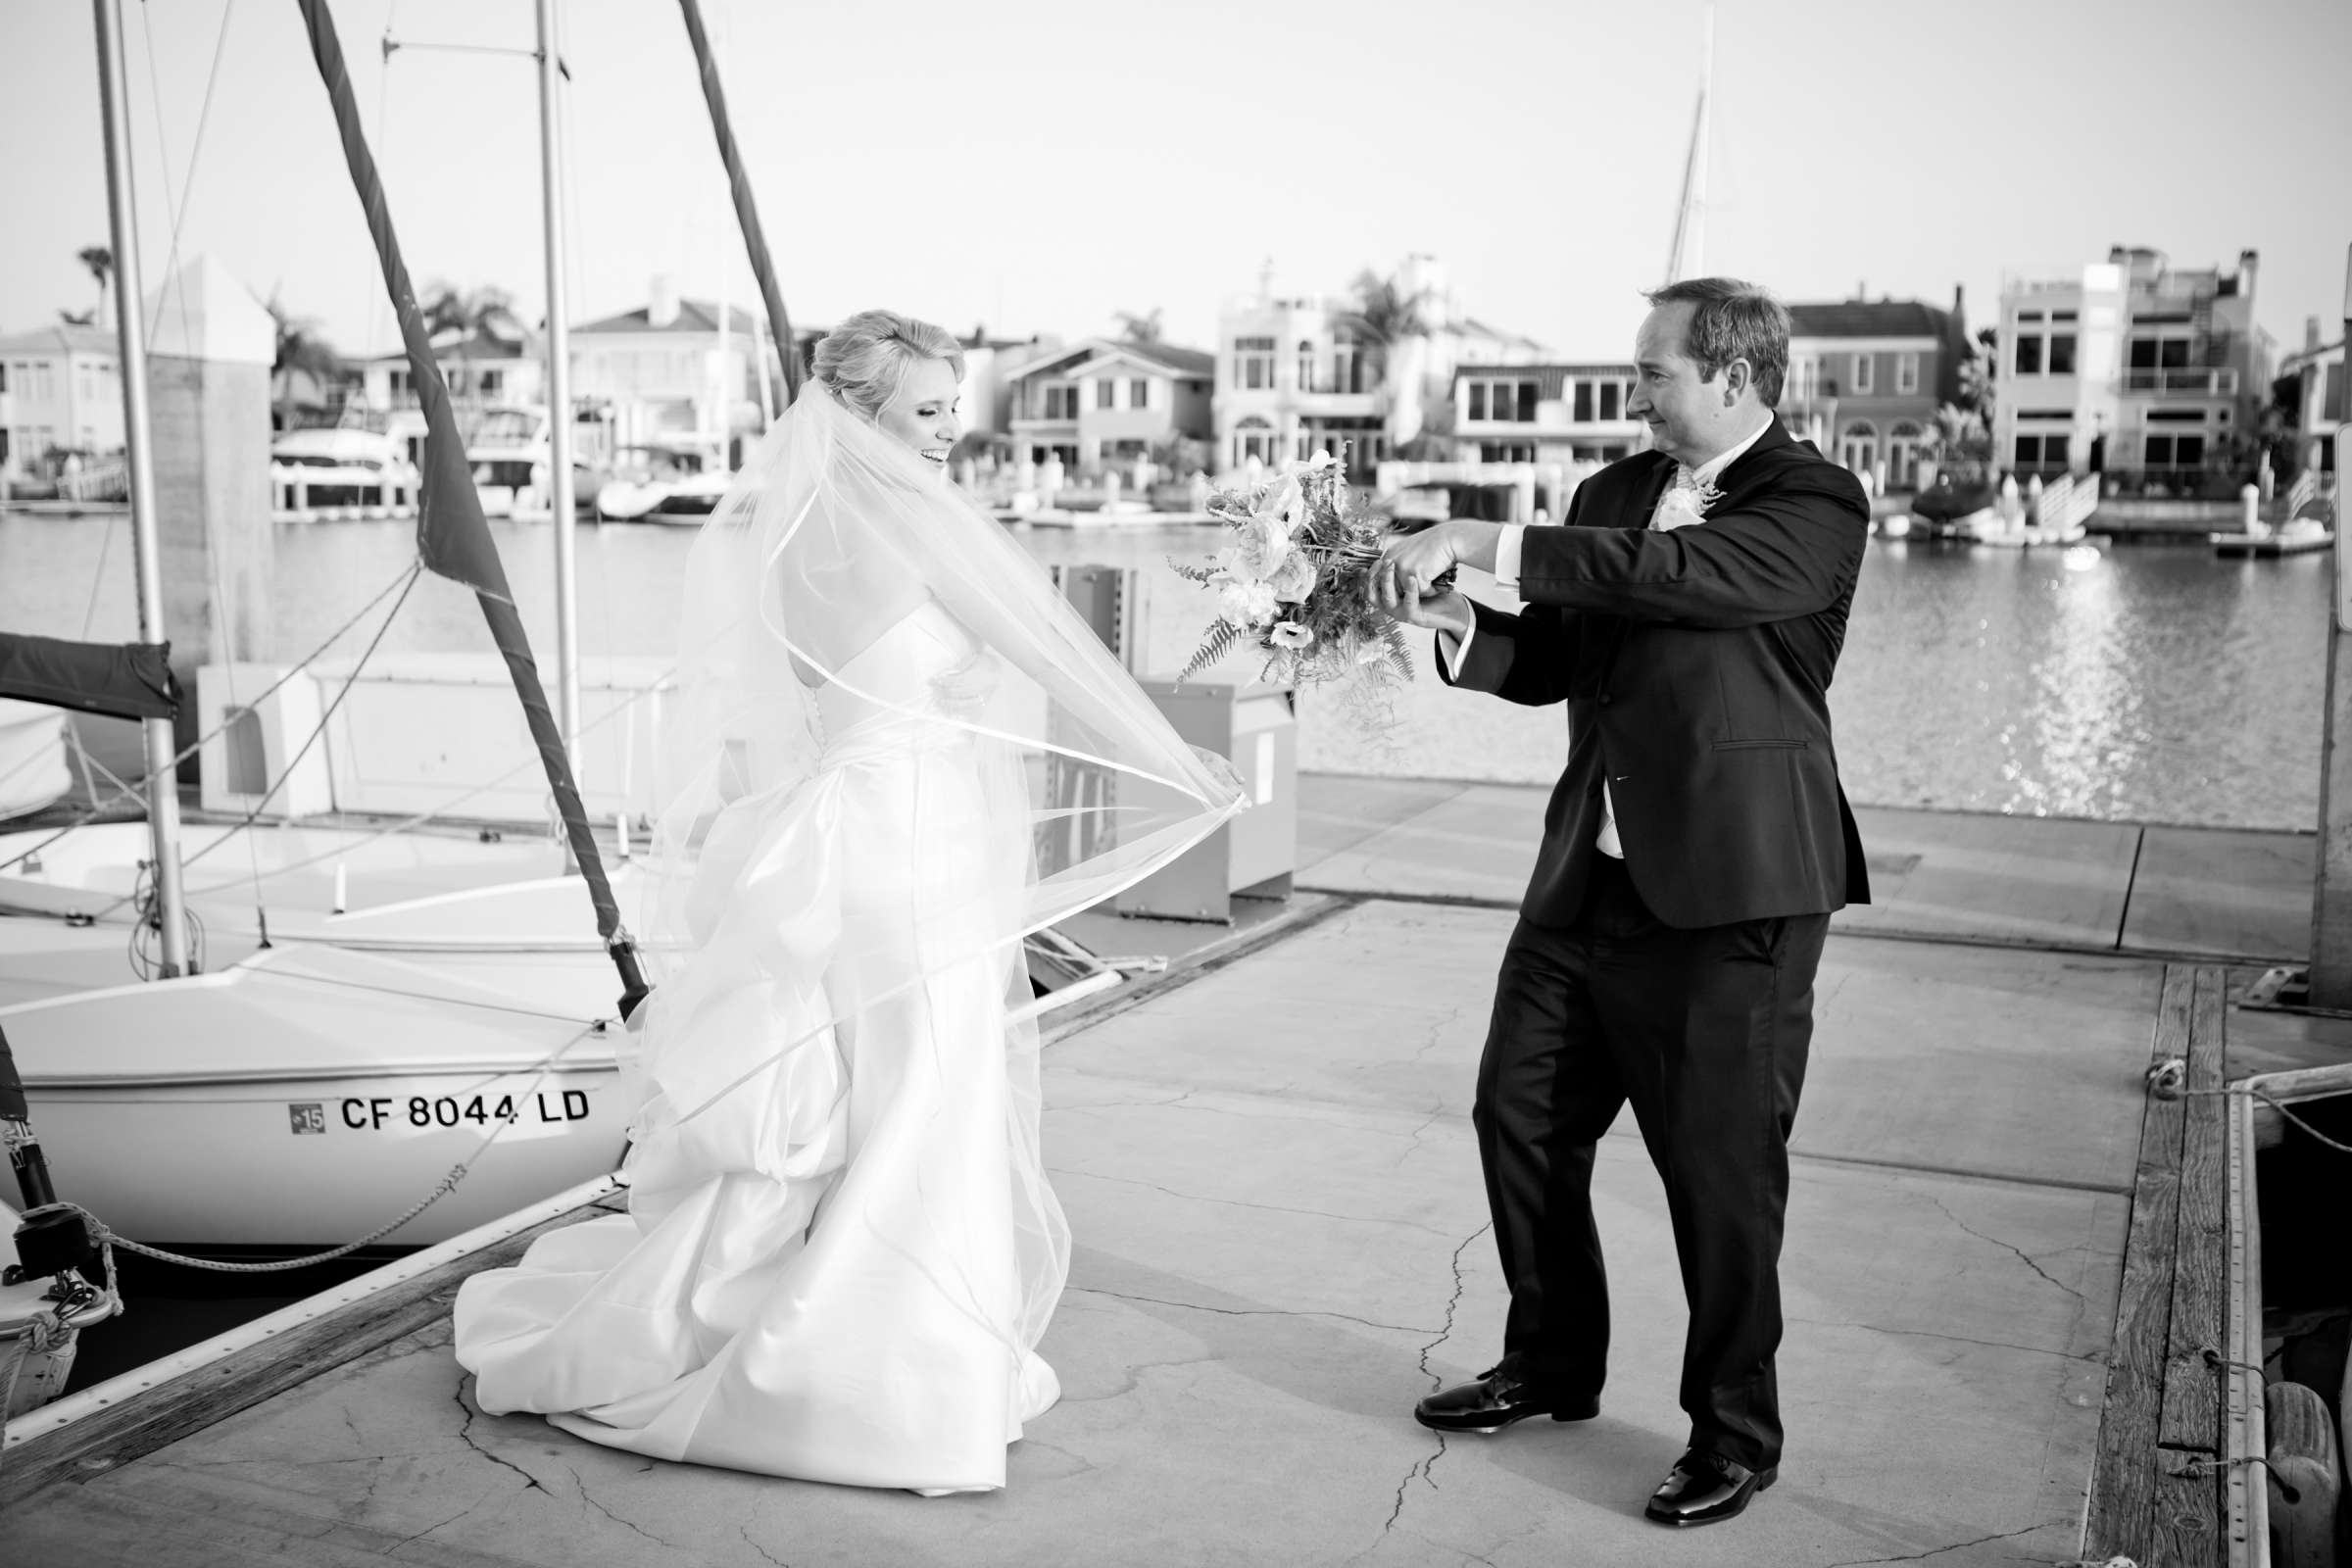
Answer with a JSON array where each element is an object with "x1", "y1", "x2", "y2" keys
[{"x1": 3, "y1": 0, "x2": 2348, "y2": 367}]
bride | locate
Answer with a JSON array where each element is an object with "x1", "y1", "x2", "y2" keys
[{"x1": 452, "y1": 311, "x2": 1244, "y2": 1493}]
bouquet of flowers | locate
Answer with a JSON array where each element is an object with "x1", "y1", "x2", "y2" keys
[{"x1": 1171, "y1": 453, "x2": 1451, "y2": 709}]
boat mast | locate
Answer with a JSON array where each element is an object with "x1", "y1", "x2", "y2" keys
[
  {"x1": 92, "y1": 0, "x2": 190, "y2": 978},
  {"x1": 535, "y1": 0, "x2": 580, "y2": 778},
  {"x1": 1662, "y1": 4, "x2": 1713, "y2": 287}
]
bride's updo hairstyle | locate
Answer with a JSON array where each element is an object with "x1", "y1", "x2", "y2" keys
[{"x1": 809, "y1": 310, "x2": 966, "y2": 421}]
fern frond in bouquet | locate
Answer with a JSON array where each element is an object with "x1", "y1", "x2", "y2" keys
[{"x1": 1167, "y1": 452, "x2": 1449, "y2": 731}]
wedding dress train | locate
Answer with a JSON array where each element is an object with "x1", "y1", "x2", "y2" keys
[{"x1": 453, "y1": 601, "x2": 1065, "y2": 1492}]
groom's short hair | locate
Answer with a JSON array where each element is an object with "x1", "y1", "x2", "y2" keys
[{"x1": 1643, "y1": 277, "x2": 1789, "y2": 410}]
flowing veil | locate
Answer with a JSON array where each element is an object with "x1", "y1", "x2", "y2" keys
[{"x1": 612, "y1": 386, "x2": 1247, "y2": 1395}]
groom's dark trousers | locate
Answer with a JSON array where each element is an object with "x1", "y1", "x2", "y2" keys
[{"x1": 1441, "y1": 419, "x2": 1871, "y2": 1473}]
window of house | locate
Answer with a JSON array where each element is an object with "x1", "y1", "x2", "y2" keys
[
  {"x1": 2015, "y1": 335, "x2": 2043, "y2": 375},
  {"x1": 1043, "y1": 383, "x2": 1078, "y2": 418},
  {"x1": 1850, "y1": 354, "x2": 1874, "y2": 394},
  {"x1": 1298, "y1": 340, "x2": 1317, "y2": 392},
  {"x1": 1130, "y1": 378, "x2": 1151, "y2": 410},
  {"x1": 1598, "y1": 381, "x2": 1620, "y2": 420},
  {"x1": 1333, "y1": 332, "x2": 1363, "y2": 394},
  {"x1": 1234, "y1": 416, "x2": 1275, "y2": 466},
  {"x1": 1097, "y1": 379, "x2": 1116, "y2": 410},
  {"x1": 2047, "y1": 335, "x2": 2076, "y2": 375},
  {"x1": 1234, "y1": 336, "x2": 1275, "y2": 390},
  {"x1": 1480, "y1": 442, "x2": 1535, "y2": 463},
  {"x1": 2143, "y1": 433, "x2": 2205, "y2": 469},
  {"x1": 1467, "y1": 383, "x2": 1486, "y2": 421},
  {"x1": 1895, "y1": 353, "x2": 1918, "y2": 395},
  {"x1": 1573, "y1": 381, "x2": 1594, "y2": 421},
  {"x1": 34, "y1": 363, "x2": 55, "y2": 401}
]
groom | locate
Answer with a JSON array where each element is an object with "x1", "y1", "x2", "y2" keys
[{"x1": 1370, "y1": 277, "x2": 1870, "y2": 1527}]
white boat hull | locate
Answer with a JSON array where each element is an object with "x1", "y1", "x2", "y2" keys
[{"x1": 2, "y1": 944, "x2": 633, "y2": 1250}]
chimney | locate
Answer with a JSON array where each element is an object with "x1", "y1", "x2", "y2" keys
[
  {"x1": 1952, "y1": 283, "x2": 1965, "y2": 317},
  {"x1": 648, "y1": 274, "x2": 680, "y2": 329},
  {"x1": 2310, "y1": 316, "x2": 2325, "y2": 353},
  {"x1": 2236, "y1": 248, "x2": 2259, "y2": 301}
]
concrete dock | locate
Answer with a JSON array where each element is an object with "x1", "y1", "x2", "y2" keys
[{"x1": 7, "y1": 775, "x2": 2347, "y2": 1566}]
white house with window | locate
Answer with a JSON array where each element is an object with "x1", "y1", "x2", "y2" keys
[
  {"x1": 1003, "y1": 338, "x2": 1213, "y2": 474},
  {"x1": 0, "y1": 322, "x2": 123, "y2": 480},
  {"x1": 1783, "y1": 294, "x2": 1965, "y2": 492},
  {"x1": 1448, "y1": 364, "x2": 1645, "y2": 466},
  {"x1": 1212, "y1": 255, "x2": 1546, "y2": 481},
  {"x1": 1995, "y1": 246, "x2": 2273, "y2": 493}
]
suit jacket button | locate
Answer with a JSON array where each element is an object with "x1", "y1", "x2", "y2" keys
[{"x1": 1598, "y1": 693, "x2": 1613, "y2": 706}]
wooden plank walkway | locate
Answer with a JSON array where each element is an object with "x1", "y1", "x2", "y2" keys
[{"x1": 2082, "y1": 963, "x2": 2233, "y2": 1566}]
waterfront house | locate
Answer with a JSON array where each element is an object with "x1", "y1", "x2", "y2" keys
[
  {"x1": 0, "y1": 323, "x2": 122, "y2": 480},
  {"x1": 1783, "y1": 292, "x2": 1968, "y2": 492},
  {"x1": 1447, "y1": 362, "x2": 1645, "y2": 468},
  {"x1": 353, "y1": 322, "x2": 544, "y2": 422},
  {"x1": 1004, "y1": 337, "x2": 1214, "y2": 475},
  {"x1": 1213, "y1": 255, "x2": 1547, "y2": 481},
  {"x1": 570, "y1": 277, "x2": 767, "y2": 461},
  {"x1": 1995, "y1": 247, "x2": 2274, "y2": 496}
]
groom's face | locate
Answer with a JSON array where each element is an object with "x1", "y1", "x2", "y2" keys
[{"x1": 1628, "y1": 301, "x2": 1745, "y2": 467}]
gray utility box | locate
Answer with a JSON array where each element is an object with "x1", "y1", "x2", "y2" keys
[{"x1": 1113, "y1": 678, "x2": 1298, "y2": 923}]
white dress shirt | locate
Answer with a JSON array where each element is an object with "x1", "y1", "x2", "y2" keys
[{"x1": 1438, "y1": 414, "x2": 1775, "y2": 859}]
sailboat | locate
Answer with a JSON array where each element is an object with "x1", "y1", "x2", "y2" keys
[{"x1": 0, "y1": 0, "x2": 648, "y2": 1266}]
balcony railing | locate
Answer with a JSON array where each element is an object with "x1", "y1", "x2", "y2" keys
[{"x1": 2123, "y1": 368, "x2": 2238, "y2": 395}]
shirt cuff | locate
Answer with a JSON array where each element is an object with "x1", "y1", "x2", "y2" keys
[
  {"x1": 1437, "y1": 619, "x2": 1475, "y2": 679},
  {"x1": 1493, "y1": 524, "x2": 1526, "y2": 593}
]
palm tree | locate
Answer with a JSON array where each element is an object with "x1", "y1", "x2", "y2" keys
[
  {"x1": 77, "y1": 245, "x2": 114, "y2": 322},
  {"x1": 1113, "y1": 308, "x2": 1164, "y2": 345},
  {"x1": 1339, "y1": 269, "x2": 1433, "y2": 373},
  {"x1": 418, "y1": 281, "x2": 529, "y2": 396},
  {"x1": 266, "y1": 291, "x2": 345, "y2": 427}
]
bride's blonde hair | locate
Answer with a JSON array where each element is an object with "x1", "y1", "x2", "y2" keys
[{"x1": 810, "y1": 310, "x2": 966, "y2": 421}]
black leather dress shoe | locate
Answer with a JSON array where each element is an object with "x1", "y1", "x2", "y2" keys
[
  {"x1": 1412, "y1": 1365, "x2": 1599, "y2": 1434},
  {"x1": 1642, "y1": 1448, "x2": 1776, "y2": 1526}
]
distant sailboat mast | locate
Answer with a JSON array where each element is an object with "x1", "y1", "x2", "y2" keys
[{"x1": 1662, "y1": 6, "x2": 1714, "y2": 286}]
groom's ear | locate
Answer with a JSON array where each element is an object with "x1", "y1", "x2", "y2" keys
[{"x1": 1722, "y1": 359, "x2": 1751, "y2": 405}]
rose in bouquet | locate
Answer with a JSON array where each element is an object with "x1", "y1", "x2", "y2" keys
[{"x1": 1171, "y1": 453, "x2": 1452, "y2": 720}]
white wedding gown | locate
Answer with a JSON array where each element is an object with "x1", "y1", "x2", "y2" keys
[{"x1": 453, "y1": 600, "x2": 1068, "y2": 1493}]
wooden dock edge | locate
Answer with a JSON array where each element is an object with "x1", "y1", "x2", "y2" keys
[
  {"x1": 0, "y1": 1175, "x2": 626, "y2": 1511},
  {"x1": 2082, "y1": 963, "x2": 2232, "y2": 1566}
]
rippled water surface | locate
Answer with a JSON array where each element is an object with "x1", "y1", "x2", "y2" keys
[{"x1": 2, "y1": 514, "x2": 2331, "y2": 830}]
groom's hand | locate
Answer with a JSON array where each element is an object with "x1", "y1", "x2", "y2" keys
[{"x1": 1370, "y1": 522, "x2": 1460, "y2": 612}]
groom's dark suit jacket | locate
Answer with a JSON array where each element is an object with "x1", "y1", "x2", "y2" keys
[{"x1": 1442, "y1": 418, "x2": 1872, "y2": 930}]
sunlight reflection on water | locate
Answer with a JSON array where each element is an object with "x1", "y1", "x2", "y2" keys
[{"x1": 1, "y1": 516, "x2": 2329, "y2": 831}]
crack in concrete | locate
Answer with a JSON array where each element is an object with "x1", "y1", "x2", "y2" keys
[
  {"x1": 1069, "y1": 1285, "x2": 1437, "y2": 1337},
  {"x1": 566, "y1": 1463, "x2": 676, "y2": 1552},
  {"x1": 451, "y1": 1375, "x2": 547, "y2": 1494},
  {"x1": 1929, "y1": 1197, "x2": 2083, "y2": 1301},
  {"x1": 1407, "y1": 1002, "x2": 1468, "y2": 1067},
  {"x1": 381, "y1": 1489, "x2": 489, "y2": 1553},
  {"x1": 1360, "y1": 1221, "x2": 1493, "y2": 1560},
  {"x1": 737, "y1": 1521, "x2": 790, "y2": 1567},
  {"x1": 1822, "y1": 1520, "x2": 2060, "y2": 1567}
]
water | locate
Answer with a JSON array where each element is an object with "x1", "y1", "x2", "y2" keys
[{"x1": 1, "y1": 513, "x2": 2332, "y2": 831}]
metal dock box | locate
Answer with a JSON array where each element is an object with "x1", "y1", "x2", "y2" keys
[{"x1": 1114, "y1": 678, "x2": 1297, "y2": 922}]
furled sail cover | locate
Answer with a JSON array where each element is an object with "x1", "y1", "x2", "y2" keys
[{"x1": 0, "y1": 633, "x2": 175, "y2": 722}]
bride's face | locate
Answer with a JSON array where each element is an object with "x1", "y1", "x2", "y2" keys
[{"x1": 875, "y1": 359, "x2": 963, "y2": 471}]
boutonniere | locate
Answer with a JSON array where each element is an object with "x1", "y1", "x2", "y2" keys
[{"x1": 1653, "y1": 478, "x2": 1722, "y2": 532}]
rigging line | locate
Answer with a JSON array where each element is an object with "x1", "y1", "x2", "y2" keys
[
  {"x1": 139, "y1": 563, "x2": 423, "y2": 891},
  {"x1": 262, "y1": 963, "x2": 612, "y2": 1026},
  {"x1": 0, "y1": 560, "x2": 420, "y2": 875},
  {"x1": 137, "y1": 0, "x2": 239, "y2": 339},
  {"x1": 77, "y1": 509, "x2": 119, "y2": 638}
]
